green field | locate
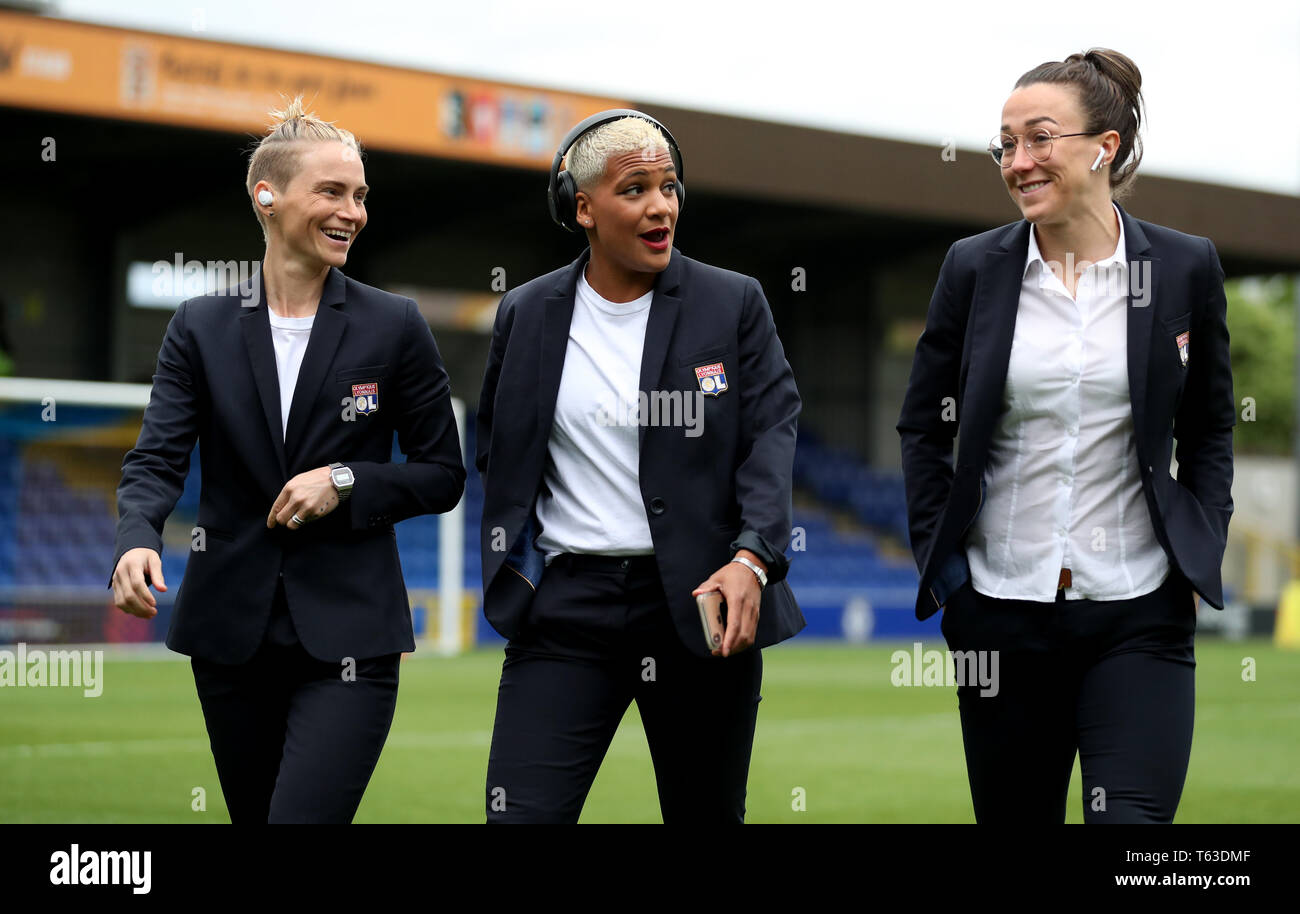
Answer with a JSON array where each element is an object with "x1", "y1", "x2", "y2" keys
[{"x1": 2, "y1": 640, "x2": 1297, "y2": 823}]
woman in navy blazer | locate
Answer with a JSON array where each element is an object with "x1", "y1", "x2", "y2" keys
[
  {"x1": 110, "y1": 97, "x2": 465, "y2": 822},
  {"x1": 898, "y1": 49, "x2": 1234, "y2": 823},
  {"x1": 477, "y1": 111, "x2": 802, "y2": 823}
]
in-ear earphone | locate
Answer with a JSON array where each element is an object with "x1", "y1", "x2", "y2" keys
[
  {"x1": 1090, "y1": 147, "x2": 1107, "y2": 172},
  {"x1": 257, "y1": 189, "x2": 274, "y2": 206}
]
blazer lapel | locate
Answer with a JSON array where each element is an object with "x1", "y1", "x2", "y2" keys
[
  {"x1": 536, "y1": 252, "x2": 585, "y2": 443},
  {"x1": 1120, "y1": 204, "x2": 1158, "y2": 441},
  {"x1": 284, "y1": 267, "x2": 349, "y2": 469},
  {"x1": 637, "y1": 250, "x2": 684, "y2": 447},
  {"x1": 238, "y1": 264, "x2": 288, "y2": 479},
  {"x1": 960, "y1": 221, "x2": 1028, "y2": 463}
]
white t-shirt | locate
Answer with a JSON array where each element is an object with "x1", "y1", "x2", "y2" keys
[
  {"x1": 267, "y1": 309, "x2": 315, "y2": 439},
  {"x1": 534, "y1": 268, "x2": 655, "y2": 558}
]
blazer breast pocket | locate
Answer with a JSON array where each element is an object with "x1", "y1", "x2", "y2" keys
[
  {"x1": 677, "y1": 344, "x2": 729, "y2": 368},
  {"x1": 1161, "y1": 312, "x2": 1191, "y2": 370},
  {"x1": 336, "y1": 364, "x2": 388, "y2": 381}
]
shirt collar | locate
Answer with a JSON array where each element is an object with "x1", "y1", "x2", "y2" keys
[{"x1": 1024, "y1": 202, "x2": 1127, "y2": 284}]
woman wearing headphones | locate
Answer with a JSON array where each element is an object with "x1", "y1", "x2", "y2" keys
[
  {"x1": 898, "y1": 49, "x2": 1234, "y2": 823},
  {"x1": 110, "y1": 97, "x2": 465, "y2": 822},
  {"x1": 476, "y1": 111, "x2": 804, "y2": 823}
]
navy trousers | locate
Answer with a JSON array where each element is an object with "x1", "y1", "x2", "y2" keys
[
  {"x1": 190, "y1": 577, "x2": 401, "y2": 823},
  {"x1": 940, "y1": 570, "x2": 1197, "y2": 823},
  {"x1": 485, "y1": 553, "x2": 763, "y2": 823}
]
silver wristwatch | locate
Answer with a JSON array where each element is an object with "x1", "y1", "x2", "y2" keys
[
  {"x1": 329, "y1": 462, "x2": 354, "y2": 501},
  {"x1": 730, "y1": 555, "x2": 767, "y2": 589}
]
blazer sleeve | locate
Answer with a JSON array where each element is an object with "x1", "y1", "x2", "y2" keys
[
  {"x1": 108, "y1": 299, "x2": 200, "y2": 587},
  {"x1": 475, "y1": 290, "x2": 515, "y2": 477},
  {"x1": 897, "y1": 243, "x2": 965, "y2": 574},
  {"x1": 1172, "y1": 238, "x2": 1235, "y2": 546},
  {"x1": 728, "y1": 276, "x2": 801, "y2": 584},
  {"x1": 345, "y1": 299, "x2": 466, "y2": 529}
]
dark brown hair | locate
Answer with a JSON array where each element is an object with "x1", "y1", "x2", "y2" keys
[{"x1": 1015, "y1": 48, "x2": 1144, "y2": 200}]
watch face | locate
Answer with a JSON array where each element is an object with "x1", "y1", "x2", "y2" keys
[{"x1": 333, "y1": 468, "x2": 354, "y2": 487}]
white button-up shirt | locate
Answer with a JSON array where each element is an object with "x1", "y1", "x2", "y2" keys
[{"x1": 966, "y1": 205, "x2": 1169, "y2": 601}]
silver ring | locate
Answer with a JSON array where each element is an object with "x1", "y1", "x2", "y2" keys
[{"x1": 291, "y1": 513, "x2": 304, "y2": 526}]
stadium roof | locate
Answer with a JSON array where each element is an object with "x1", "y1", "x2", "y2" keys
[
  {"x1": 641, "y1": 104, "x2": 1300, "y2": 271},
  {"x1": 2, "y1": 7, "x2": 1297, "y2": 272}
]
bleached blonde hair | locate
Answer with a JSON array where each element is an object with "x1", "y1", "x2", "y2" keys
[
  {"x1": 244, "y1": 95, "x2": 363, "y2": 241},
  {"x1": 563, "y1": 116, "x2": 672, "y2": 191}
]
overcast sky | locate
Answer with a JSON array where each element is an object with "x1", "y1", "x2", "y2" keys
[{"x1": 53, "y1": 0, "x2": 1300, "y2": 196}]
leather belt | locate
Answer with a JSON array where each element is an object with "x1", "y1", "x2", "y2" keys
[
  {"x1": 552, "y1": 553, "x2": 658, "y2": 574},
  {"x1": 1057, "y1": 568, "x2": 1072, "y2": 590}
]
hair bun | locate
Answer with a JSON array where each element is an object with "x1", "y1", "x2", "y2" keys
[
  {"x1": 1013, "y1": 49, "x2": 1145, "y2": 200},
  {"x1": 269, "y1": 95, "x2": 311, "y2": 126}
]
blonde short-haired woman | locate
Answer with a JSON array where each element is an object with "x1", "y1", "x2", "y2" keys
[{"x1": 110, "y1": 97, "x2": 465, "y2": 823}]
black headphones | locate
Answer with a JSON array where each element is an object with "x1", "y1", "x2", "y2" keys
[{"x1": 547, "y1": 108, "x2": 685, "y2": 232}]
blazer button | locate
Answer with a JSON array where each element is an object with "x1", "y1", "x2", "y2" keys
[{"x1": 649, "y1": 497, "x2": 666, "y2": 516}]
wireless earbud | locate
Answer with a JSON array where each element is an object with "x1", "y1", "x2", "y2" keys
[
  {"x1": 257, "y1": 190, "x2": 274, "y2": 206},
  {"x1": 1090, "y1": 147, "x2": 1106, "y2": 172}
]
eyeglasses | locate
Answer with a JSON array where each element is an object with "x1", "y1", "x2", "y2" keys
[{"x1": 988, "y1": 129, "x2": 1101, "y2": 167}]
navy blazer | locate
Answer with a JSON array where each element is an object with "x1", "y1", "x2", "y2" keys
[
  {"x1": 897, "y1": 203, "x2": 1234, "y2": 620},
  {"x1": 110, "y1": 264, "x2": 466, "y2": 663},
  {"x1": 476, "y1": 247, "x2": 805, "y2": 656}
]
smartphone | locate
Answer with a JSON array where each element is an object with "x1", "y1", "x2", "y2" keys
[{"x1": 696, "y1": 591, "x2": 727, "y2": 654}]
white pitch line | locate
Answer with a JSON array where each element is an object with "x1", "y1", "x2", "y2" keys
[
  {"x1": 5, "y1": 705, "x2": 1294, "y2": 761},
  {"x1": 0, "y1": 717, "x2": 953, "y2": 760},
  {"x1": 0, "y1": 737, "x2": 209, "y2": 760}
]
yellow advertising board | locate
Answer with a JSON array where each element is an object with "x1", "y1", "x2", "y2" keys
[{"x1": 0, "y1": 10, "x2": 626, "y2": 169}]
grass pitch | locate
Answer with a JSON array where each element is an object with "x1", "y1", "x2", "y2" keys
[{"x1": 1, "y1": 640, "x2": 1296, "y2": 823}]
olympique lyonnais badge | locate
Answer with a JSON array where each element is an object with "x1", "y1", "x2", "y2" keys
[
  {"x1": 1176, "y1": 331, "x2": 1189, "y2": 368},
  {"x1": 352, "y1": 382, "x2": 379, "y2": 415},
  {"x1": 694, "y1": 362, "x2": 729, "y2": 396}
]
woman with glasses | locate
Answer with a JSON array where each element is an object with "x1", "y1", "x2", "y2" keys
[{"x1": 897, "y1": 49, "x2": 1234, "y2": 823}]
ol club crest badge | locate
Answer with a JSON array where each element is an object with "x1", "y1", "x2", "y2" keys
[
  {"x1": 694, "y1": 362, "x2": 728, "y2": 397},
  {"x1": 1176, "y1": 331, "x2": 1189, "y2": 368},
  {"x1": 352, "y1": 381, "x2": 379, "y2": 415}
]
